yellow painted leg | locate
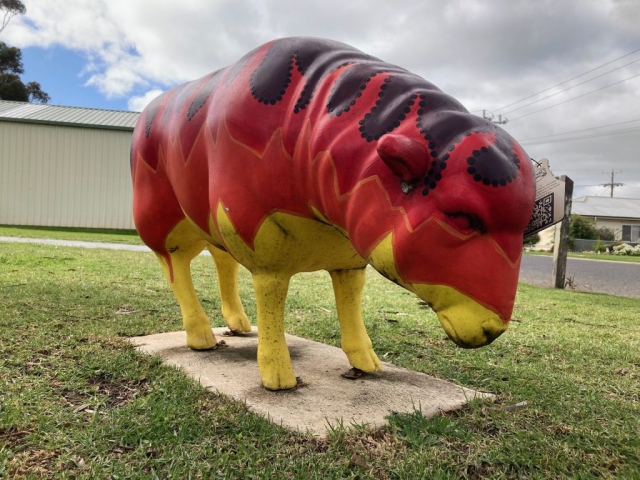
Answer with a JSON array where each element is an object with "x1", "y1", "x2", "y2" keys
[
  {"x1": 157, "y1": 220, "x2": 217, "y2": 350},
  {"x1": 330, "y1": 268, "x2": 381, "y2": 372},
  {"x1": 252, "y1": 273, "x2": 297, "y2": 390},
  {"x1": 207, "y1": 246, "x2": 251, "y2": 333}
]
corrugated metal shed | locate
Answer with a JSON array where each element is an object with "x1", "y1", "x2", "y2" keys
[
  {"x1": 0, "y1": 99, "x2": 140, "y2": 130},
  {"x1": 1, "y1": 100, "x2": 139, "y2": 229},
  {"x1": 573, "y1": 196, "x2": 640, "y2": 220}
]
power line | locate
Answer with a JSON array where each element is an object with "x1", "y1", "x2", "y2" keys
[
  {"x1": 518, "y1": 118, "x2": 640, "y2": 142},
  {"x1": 557, "y1": 168, "x2": 614, "y2": 172},
  {"x1": 520, "y1": 126, "x2": 640, "y2": 146},
  {"x1": 509, "y1": 71, "x2": 640, "y2": 122},
  {"x1": 492, "y1": 46, "x2": 640, "y2": 112},
  {"x1": 500, "y1": 57, "x2": 640, "y2": 116}
]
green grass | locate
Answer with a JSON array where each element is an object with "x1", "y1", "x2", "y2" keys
[
  {"x1": 1, "y1": 241, "x2": 639, "y2": 479},
  {"x1": 525, "y1": 249, "x2": 640, "y2": 264},
  {"x1": 0, "y1": 225, "x2": 142, "y2": 245}
]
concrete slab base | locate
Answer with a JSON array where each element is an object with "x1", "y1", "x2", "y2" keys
[{"x1": 129, "y1": 327, "x2": 493, "y2": 436}]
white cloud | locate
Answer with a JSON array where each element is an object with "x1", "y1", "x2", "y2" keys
[
  {"x1": 127, "y1": 89, "x2": 164, "y2": 112},
  {"x1": 3, "y1": 0, "x2": 640, "y2": 195}
]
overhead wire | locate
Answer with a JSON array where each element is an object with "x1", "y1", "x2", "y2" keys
[
  {"x1": 520, "y1": 126, "x2": 640, "y2": 146},
  {"x1": 500, "y1": 57, "x2": 640, "y2": 116},
  {"x1": 508, "y1": 71, "x2": 640, "y2": 122},
  {"x1": 492, "y1": 46, "x2": 640, "y2": 112},
  {"x1": 518, "y1": 118, "x2": 640, "y2": 142}
]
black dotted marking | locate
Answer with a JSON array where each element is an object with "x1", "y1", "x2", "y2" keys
[
  {"x1": 359, "y1": 73, "x2": 422, "y2": 141},
  {"x1": 161, "y1": 80, "x2": 200, "y2": 130},
  {"x1": 243, "y1": 38, "x2": 526, "y2": 196},
  {"x1": 187, "y1": 70, "x2": 223, "y2": 121},
  {"x1": 249, "y1": 38, "x2": 398, "y2": 114},
  {"x1": 250, "y1": 51, "x2": 294, "y2": 105},
  {"x1": 144, "y1": 94, "x2": 163, "y2": 138},
  {"x1": 414, "y1": 93, "x2": 504, "y2": 195},
  {"x1": 466, "y1": 128, "x2": 521, "y2": 187}
]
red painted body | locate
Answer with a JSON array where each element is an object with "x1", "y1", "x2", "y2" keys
[{"x1": 131, "y1": 37, "x2": 535, "y2": 324}]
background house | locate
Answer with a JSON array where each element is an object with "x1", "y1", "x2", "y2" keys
[
  {"x1": 572, "y1": 196, "x2": 640, "y2": 243},
  {"x1": 0, "y1": 100, "x2": 140, "y2": 230}
]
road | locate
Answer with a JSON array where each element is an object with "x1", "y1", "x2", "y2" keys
[
  {"x1": 2, "y1": 236, "x2": 639, "y2": 299},
  {"x1": 519, "y1": 255, "x2": 640, "y2": 298}
]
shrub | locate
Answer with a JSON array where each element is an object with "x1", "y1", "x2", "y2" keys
[
  {"x1": 596, "y1": 227, "x2": 615, "y2": 241},
  {"x1": 611, "y1": 243, "x2": 640, "y2": 256},
  {"x1": 524, "y1": 233, "x2": 540, "y2": 246}
]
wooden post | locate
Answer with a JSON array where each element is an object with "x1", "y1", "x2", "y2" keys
[{"x1": 553, "y1": 176, "x2": 574, "y2": 288}]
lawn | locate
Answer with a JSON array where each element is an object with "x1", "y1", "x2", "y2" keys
[
  {"x1": 0, "y1": 225, "x2": 142, "y2": 246},
  {"x1": 1, "y1": 239, "x2": 639, "y2": 478}
]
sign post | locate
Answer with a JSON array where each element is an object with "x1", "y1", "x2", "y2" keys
[
  {"x1": 523, "y1": 159, "x2": 573, "y2": 289},
  {"x1": 552, "y1": 176, "x2": 574, "y2": 288}
]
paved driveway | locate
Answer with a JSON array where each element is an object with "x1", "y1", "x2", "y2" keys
[{"x1": 519, "y1": 254, "x2": 640, "y2": 298}]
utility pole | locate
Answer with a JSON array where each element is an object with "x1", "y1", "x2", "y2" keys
[
  {"x1": 482, "y1": 110, "x2": 508, "y2": 125},
  {"x1": 602, "y1": 170, "x2": 623, "y2": 197}
]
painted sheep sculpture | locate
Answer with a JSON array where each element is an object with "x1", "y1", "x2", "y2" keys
[{"x1": 131, "y1": 37, "x2": 535, "y2": 390}]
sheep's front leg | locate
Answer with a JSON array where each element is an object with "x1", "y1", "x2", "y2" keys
[
  {"x1": 330, "y1": 268, "x2": 381, "y2": 373},
  {"x1": 252, "y1": 272, "x2": 297, "y2": 390}
]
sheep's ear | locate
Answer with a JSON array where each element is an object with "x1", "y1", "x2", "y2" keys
[{"x1": 377, "y1": 134, "x2": 429, "y2": 182}]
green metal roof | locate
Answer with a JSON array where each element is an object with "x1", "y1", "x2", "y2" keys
[{"x1": 0, "y1": 99, "x2": 140, "y2": 131}]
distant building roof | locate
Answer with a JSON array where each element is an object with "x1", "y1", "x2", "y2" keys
[
  {"x1": 573, "y1": 196, "x2": 640, "y2": 220},
  {"x1": 0, "y1": 99, "x2": 140, "y2": 131}
]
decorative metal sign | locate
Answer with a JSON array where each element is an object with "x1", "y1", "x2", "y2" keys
[{"x1": 524, "y1": 158, "x2": 566, "y2": 237}]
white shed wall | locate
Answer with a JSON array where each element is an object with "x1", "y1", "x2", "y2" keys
[{"x1": 0, "y1": 121, "x2": 134, "y2": 229}]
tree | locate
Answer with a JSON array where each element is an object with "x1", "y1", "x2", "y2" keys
[
  {"x1": 0, "y1": 1, "x2": 50, "y2": 103},
  {"x1": 0, "y1": 0, "x2": 25, "y2": 34},
  {"x1": 0, "y1": 41, "x2": 50, "y2": 103}
]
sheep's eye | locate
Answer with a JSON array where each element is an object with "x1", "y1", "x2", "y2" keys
[{"x1": 447, "y1": 213, "x2": 487, "y2": 234}]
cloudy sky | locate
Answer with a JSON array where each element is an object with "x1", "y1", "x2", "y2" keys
[{"x1": 3, "y1": 0, "x2": 640, "y2": 198}]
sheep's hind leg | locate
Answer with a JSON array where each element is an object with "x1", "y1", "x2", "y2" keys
[
  {"x1": 157, "y1": 220, "x2": 218, "y2": 350},
  {"x1": 252, "y1": 272, "x2": 297, "y2": 390},
  {"x1": 208, "y1": 246, "x2": 251, "y2": 334}
]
